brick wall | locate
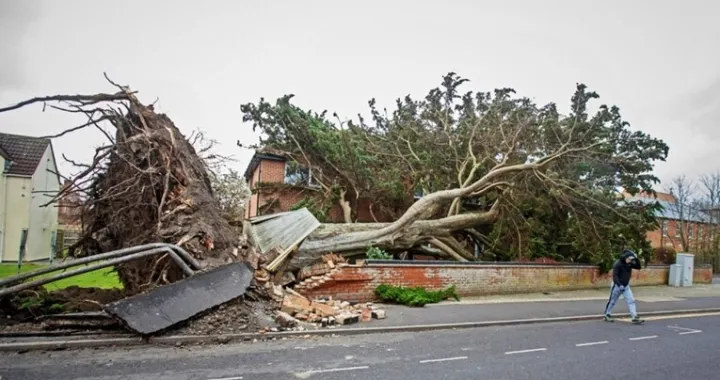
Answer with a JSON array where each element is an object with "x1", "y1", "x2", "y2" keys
[
  {"x1": 246, "y1": 159, "x2": 287, "y2": 218},
  {"x1": 57, "y1": 180, "x2": 82, "y2": 225},
  {"x1": 296, "y1": 262, "x2": 714, "y2": 302}
]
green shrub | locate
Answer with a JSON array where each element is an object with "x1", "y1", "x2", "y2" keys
[
  {"x1": 366, "y1": 246, "x2": 392, "y2": 260},
  {"x1": 375, "y1": 284, "x2": 460, "y2": 307},
  {"x1": 652, "y1": 246, "x2": 676, "y2": 265}
]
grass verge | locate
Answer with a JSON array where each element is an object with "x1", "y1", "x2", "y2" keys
[{"x1": 0, "y1": 263, "x2": 123, "y2": 291}]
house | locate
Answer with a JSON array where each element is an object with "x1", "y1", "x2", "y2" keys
[
  {"x1": 243, "y1": 149, "x2": 392, "y2": 222},
  {"x1": 624, "y1": 191, "x2": 718, "y2": 252},
  {"x1": 0, "y1": 133, "x2": 61, "y2": 262}
]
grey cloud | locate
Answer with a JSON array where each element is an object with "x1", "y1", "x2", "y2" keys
[
  {"x1": 0, "y1": 1, "x2": 40, "y2": 89},
  {"x1": 665, "y1": 76, "x2": 720, "y2": 140},
  {"x1": 1, "y1": 0, "x2": 719, "y2": 188}
]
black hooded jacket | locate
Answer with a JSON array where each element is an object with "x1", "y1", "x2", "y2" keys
[{"x1": 612, "y1": 250, "x2": 642, "y2": 287}]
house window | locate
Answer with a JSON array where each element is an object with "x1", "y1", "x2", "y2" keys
[
  {"x1": 698, "y1": 226, "x2": 704, "y2": 241},
  {"x1": 688, "y1": 225, "x2": 694, "y2": 239},
  {"x1": 661, "y1": 220, "x2": 668, "y2": 234},
  {"x1": 675, "y1": 222, "x2": 681, "y2": 238},
  {"x1": 284, "y1": 163, "x2": 319, "y2": 188}
]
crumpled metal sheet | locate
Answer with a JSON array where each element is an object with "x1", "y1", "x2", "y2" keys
[
  {"x1": 246, "y1": 208, "x2": 320, "y2": 255},
  {"x1": 104, "y1": 262, "x2": 253, "y2": 335}
]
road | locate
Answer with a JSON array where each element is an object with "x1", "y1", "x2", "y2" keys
[{"x1": 2, "y1": 313, "x2": 719, "y2": 380}]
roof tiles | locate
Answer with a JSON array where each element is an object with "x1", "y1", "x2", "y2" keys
[{"x1": 0, "y1": 132, "x2": 51, "y2": 176}]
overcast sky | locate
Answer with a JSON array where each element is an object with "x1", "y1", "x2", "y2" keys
[{"x1": 1, "y1": 0, "x2": 719, "y2": 190}]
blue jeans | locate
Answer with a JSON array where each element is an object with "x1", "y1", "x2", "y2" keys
[{"x1": 604, "y1": 283, "x2": 637, "y2": 318}]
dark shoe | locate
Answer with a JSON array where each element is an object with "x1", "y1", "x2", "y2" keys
[
  {"x1": 631, "y1": 316, "x2": 645, "y2": 324},
  {"x1": 604, "y1": 314, "x2": 615, "y2": 322}
]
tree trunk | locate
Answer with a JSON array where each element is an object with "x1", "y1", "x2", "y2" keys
[{"x1": 288, "y1": 205, "x2": 499, "y2": 270}]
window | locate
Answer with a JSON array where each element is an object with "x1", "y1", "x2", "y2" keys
[
  {"x1": 698, "y1": 226, "x2": 704, "y2": 241},
  {"x1": 688, "y1": 225, "x2": 694, "y2": 239},
  {"x1": 675, "y1": 222, "x2": 681, "y2": 238},
  {"x1": 284, "y1": 163, "x2": 319, "y2": 188},
  {"x1": 661, "y1": 220, "x2": 668, "y2": 234}
]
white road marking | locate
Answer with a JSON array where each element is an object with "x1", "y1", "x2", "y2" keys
[
  {"x1": 668, "y1": 325, "x2": 696, "y2": 332},
  {"x1": 629, "y1": 335, "x2": 658, "y2": 341},
  {"x1": 505, "y1": 348, "x2": 547, "y2": 355},
  {"x1": 575, "y1": 340, "x2": 609, "y2": 347},
  {"x1": 419, "y1": 356, "x2": 468, "y2": 363},
  {"x1": 302, "y1": 366, "x2": 369, "y2": 375},
  {"x1": 668, "y1": 325, "x2": 703, "y2": 335},
  {"x1": 679, "y1": 330, "x2": 702, "y2": 335},
  {"x1": 208, "y1": 377, "x2": 243, "y2": 380}
]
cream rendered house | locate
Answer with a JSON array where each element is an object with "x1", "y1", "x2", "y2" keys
[{"x1": 0, "y1": 133, "x2": 61, "y2": 262}]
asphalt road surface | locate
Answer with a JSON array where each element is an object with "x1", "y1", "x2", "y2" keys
[{"x1": 2, "y1": 313, "x2": 720, "y2": 380}]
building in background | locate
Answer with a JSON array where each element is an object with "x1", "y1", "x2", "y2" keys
[
  {"x1": 243, "y1": 149, "x2": 392, "y2": 222},
  {"x1": 625, "y1": 191, "x2": 718, "y2": 252},
  {"x1": 57, "y1": 179, "x2": 83, "y2": 253},
  {"x1": 0, "y1": 133, "x2": 61, "y2": 262}
]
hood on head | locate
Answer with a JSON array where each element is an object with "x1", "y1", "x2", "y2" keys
[{"x1": 620, "y1": 249, "x2": 637, "y2": 261}]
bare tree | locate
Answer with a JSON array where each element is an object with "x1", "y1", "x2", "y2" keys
[
  {"x1": 210, "y1": 169, "x2": 252, "y2": 225},
  {"x1": 697, "y1": 172, "x2": 720, "y2": 250},
  {"x1": 664, "y1": 175, "x2": 698, "y2": 251}
]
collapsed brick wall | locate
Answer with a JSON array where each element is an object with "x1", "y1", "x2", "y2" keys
[{"x1": 296, "y1": 263, "x2": 714, "y2": 302}]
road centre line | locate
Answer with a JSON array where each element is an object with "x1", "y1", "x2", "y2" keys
[
  {"x1": 207, "y1": 377, "x2": 243, "y2": 380},
  {"x1": 629, "y1": 335, "x2": 658, "y2": 341},
  {"x1": 419, "y1": 356, "x2": 468, "y2": 363},
  {"x1": 505, "y1": 348, "x2": 547, "y2": 355},
  {"x1": 679, "y1": 330, "x2": 702, "y2": 335},
  {"x1": 303, "y1": 366, "x2": 370, "y2": 374},
  {"x1": 575, "y1": 341, "x2": 609, "y2": 347}
]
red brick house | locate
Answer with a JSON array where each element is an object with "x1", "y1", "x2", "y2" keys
[
  {"x1": 56, "y1": 180, "x2": 83, "y2": 251},
  {"x1": 243, "y1": 150, "x2": 392, "y2": 222},
  {"x1": 58, "y1": 180, "x2": 82, "y2": 226},
  {"x1": 625, "y1": 191, "x2": 719, "y2": 252}
]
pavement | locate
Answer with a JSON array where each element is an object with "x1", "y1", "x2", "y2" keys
[
  {"x1": 2, "y1": 284, "x2": 720, "y2": 347},
  {"x1": 342, "y1": 284, "x2": 720, "y2": 329},
  {"x1": 1, "y1": 312, "x2": 719, "y2": 379}
]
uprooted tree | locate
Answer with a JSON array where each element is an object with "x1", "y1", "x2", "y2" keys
[
  {"x1": 0, "y1": 76, "x2": 240, "y2": 295},
  {"x1": 240, "y1": 73, "x2": 669, "y2": 271}
]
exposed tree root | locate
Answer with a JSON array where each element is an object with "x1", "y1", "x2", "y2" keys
[{"x1": 0, "y1": 74, "x2": 240, "y2": 295}]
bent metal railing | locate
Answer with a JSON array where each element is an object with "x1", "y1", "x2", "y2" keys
[{"x1": 0, "y1": 243, "x2": 202, "y2": 298}]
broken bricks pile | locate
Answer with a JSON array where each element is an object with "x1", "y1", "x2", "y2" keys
[{"x1": 273, "y1": 289, "x2": 386, "y2": 330}]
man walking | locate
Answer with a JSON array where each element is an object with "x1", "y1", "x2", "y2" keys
[{"x1": 604, "y1": 249, "x2": 644, "y2": 324}]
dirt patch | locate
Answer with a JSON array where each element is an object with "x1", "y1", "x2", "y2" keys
[
  {"x1": 169, "y1": 296, "x2": 280, "y2": 335},
  {"x1": 0, "y1": 286, "x2": 125, "y2": 326},
  {"x1": 51, "y1": 286, "x2": 125, "y2": 307}
]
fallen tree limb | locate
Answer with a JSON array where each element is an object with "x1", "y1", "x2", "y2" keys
[{"x1": 288, "y1": 203, "x2": 500, "y2": 270}]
